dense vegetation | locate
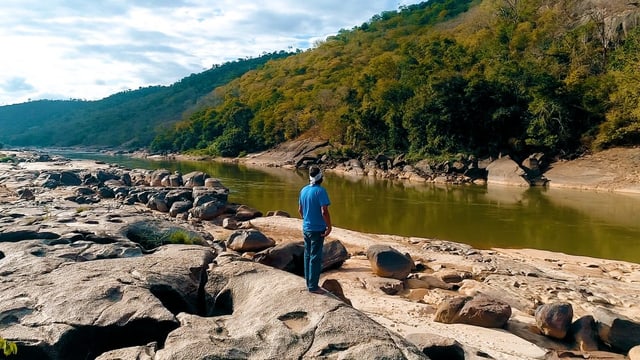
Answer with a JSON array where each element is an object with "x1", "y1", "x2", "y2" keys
[
  {"x1": 152, "y1": 0, "x2": 640, "y2": 161},
  {"x1": 2, "y1": 0, "x2": 639, "y2": 161},
  {"x1": 0, "y1": 51, "x2": 293, "y2": 148}
]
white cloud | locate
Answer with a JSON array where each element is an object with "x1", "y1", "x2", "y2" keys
[{"x1": 0, "y1": 0, "x2": 423, "y2": 105}]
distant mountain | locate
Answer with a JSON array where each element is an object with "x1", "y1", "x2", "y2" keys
[
  {"x1": 152, "y1": 0, "x2": 640, "y2": 160},
  {"x1": 0, "y1": 51, "x2": 294, "y2": 149}
]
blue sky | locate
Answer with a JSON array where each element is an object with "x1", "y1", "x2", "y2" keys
[{"x1": 0, "y1": 0, "x2": 422, "y2": 106}]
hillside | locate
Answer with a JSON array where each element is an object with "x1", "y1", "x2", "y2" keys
[
  {"x1": 1, "y1": 0, "x2": 639, "y2": 160},
  {"x1": 153, "y1": 0, "x2": 640, "y2": 161},
  {"x1": 0, "y1": 51, "x2": 294, "y2": 149}
]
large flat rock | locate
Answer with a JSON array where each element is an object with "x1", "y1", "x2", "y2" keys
[{"x1": 544, "y1": 148, "x2": 640, "y2": 193}]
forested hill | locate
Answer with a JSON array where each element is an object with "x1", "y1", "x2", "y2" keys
[
  {"x1": 0, "y1": 51, "x2": 294, "y2": 148},
  {"x1": 152, "y1": 0, "x2": 640, "y2": 161}
]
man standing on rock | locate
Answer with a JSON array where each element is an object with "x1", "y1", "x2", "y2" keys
[{"x1": 298, "y1": 166, "x2": 332, "y2": 294}]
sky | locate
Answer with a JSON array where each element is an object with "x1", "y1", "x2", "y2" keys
[{"x1": 0, "y1": 0, "x2": 422, "y2": 106}]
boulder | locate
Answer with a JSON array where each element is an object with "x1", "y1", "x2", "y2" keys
[
  {"x1": 165, "y1": 189, "x2": 193, "y2": 205},
  {"x1": 435, "y1": 295, "x2": 512, "y2": 328},
  {"x1": 322, "y1": 239, "x2": 350, "y2": 270},
  {"x1": 226, "y1": 229, "x2": 275, "y2": 253},
  {"x1": 131, "y1": 190, "x2": 151, "y2": 204},
  {"x1": 366, "y1": 244, "x2": 413, "y2": 280},
  {"x1": 234, "y1": 204, "x2": 263, "y2": 221},
  {"x1": 536, "y1": 302, "x2": 574, "y2": 340},
  {"x1": 183, "y1": 171, "x2": 209, "y2": 187},
  {"x1": 95, "y1": 169, "x2": 119, "y2": 183},
  {"x1": 414, "y1": 159, "x2": 434, "y2": 176},
  {"x1": 265, "y1": 210, "x2": 291, "y2": 217},
  {"x1": 192, "y1": 186, "x2": 228, "y2": 204},
  {"x1": 149, "y1": 169, "x2": 171, "y2": 187},
  {"x1": 189, "y1": 201, "x2": 225, "y2": 221},
  {"x1": 571, "y1": 315, "x2": 599, "y2": 352},
  {"x1": 166, "y1": 174, "x2": 183, "y2": 187},
  {"x1": 120, "y1": 172, "x2": 132, "y2": 187},
  {"x1": 35, "y1": 172, "x2": 60, "y2": 188},
  {"x1": 147, "y1": 193, "x2": 169, "y2": 213},
  {"x1": 169, "y1": 200, "x2": 193, "y2": 218},
  {"x1": 82, "y1": 173, "x2": 100, "y2": 186},
  {"x1": 486, "y1": 155, "x2": 530, "y2": 187},
  {"x1": 594, "y1": 306, "x2": 640, "y2": 353},
  {"x1": 254, "y1": 239, "x2": 349, "y2": 276},
  {"x1": 60, "y1": 170, "x2": 82, "y2": 186},
  {"x1": 221, "y1": 217, "x2": 239, "y2": 230},
  {"x1": 254, "y1": 241, "x2": 305, "y2": 275},
  {"x1": 97, "y1": 186, "x2": 115, "y2": 199}
]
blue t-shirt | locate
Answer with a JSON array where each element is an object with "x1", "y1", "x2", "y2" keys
[{"x1": 299, "y1": 184, "x2": 331, "y2": 232}]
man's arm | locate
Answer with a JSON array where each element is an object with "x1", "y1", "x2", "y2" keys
[
  {"x1": 298, "y1": 205, "x2": 303, "y2": 218},
  {"x1": 321, "y1": 205, "x2": 332, "y2": 237}
]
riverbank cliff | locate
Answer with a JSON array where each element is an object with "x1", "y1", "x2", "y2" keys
[{"x1": 0, "y1": 149, "x2": 639, "y2": 359}]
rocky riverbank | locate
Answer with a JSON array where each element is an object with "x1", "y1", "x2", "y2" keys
[
  {"x1": 233, "y1": 141, "x2": 640, "y2": 194},
  {"x1": 1, "y1": 149, "x2": 639, "y2": 360}
]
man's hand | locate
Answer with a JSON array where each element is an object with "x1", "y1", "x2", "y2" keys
[
  {"x1": 321, "y1": 205, "x2": 331, "y2": 237},
  {"x1": 322, "y1": 226, "x2": 332, "y2": 237}
]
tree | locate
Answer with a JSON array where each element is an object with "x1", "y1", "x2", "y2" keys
[{"x1": 594, "y1": 26, "x2": 640, "y2": 149}]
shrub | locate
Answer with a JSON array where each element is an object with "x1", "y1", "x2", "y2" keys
[
  {"x1": 165, "y1": 228, "x2": 205, "y2": 246},
  {"x1": 127, "y1": 223, "x2": 206, "y2": 250},
  {"x1": 0, "y1": 156, "x2": 15, "y2": 163},
  {"x1": 0, "y1": 336, "x2": 17, "y2": 356}
]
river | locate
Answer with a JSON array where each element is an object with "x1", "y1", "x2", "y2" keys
[{"x1": 60, "y1": 151, "x2": 640, "y2": 264}]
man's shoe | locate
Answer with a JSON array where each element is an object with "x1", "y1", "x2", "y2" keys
[{"x1": 309, "y1": 288, "x2": 327, "y2": 294}]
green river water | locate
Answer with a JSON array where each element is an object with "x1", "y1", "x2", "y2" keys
[{"x1": 63, "y1": 151, "x2": 640, "y2": 264}]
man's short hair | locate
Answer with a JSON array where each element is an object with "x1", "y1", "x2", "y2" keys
[
  {"x1": 309, "y1": 166, "x2": 323, "y2": 184},
  {"x1": 309, "y1": 166, "x2": 321, "y2": 177}
]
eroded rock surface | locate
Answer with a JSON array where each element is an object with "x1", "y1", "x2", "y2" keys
[
  {"x1": 3, "y1": 150, "x2": 640, "y2": 360},
  {"x1": 150, "y1": 255, "x2": 426, "y2": 359}
]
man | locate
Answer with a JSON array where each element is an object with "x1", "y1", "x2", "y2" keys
[{"x1": 298, "y1": 166, "x2": 332, "y2": 294}]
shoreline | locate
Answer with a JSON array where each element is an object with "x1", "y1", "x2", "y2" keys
[{"x1": 130, "y1": 145, "x2": 640, "y2": 194}]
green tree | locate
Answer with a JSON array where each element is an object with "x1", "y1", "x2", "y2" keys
[{"x1": 595, "y1": 26, "x2": 640, "y2": 148}]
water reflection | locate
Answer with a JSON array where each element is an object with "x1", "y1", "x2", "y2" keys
[{"x1": 58, "y1": 151, "x2": 640, "y2": 263}]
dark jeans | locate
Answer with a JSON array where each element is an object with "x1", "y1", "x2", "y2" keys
[{"x1": 303, "y1": 230, "x2": 324, "y2": 291}]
